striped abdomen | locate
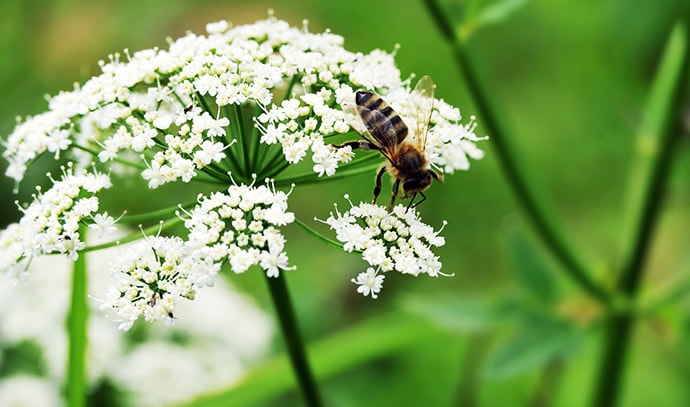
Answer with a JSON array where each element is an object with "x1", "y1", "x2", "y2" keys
[{"x1": 355, "y1": 91, "x2": 409, "y2": 148}]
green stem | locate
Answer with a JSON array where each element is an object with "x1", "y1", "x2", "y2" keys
[
  {"x1": 259, "y1": 153, "x2": 292, "y2": 181},
  {"x1": 232, "y1": 103, "x2": 252, "y2": 176},
  {"x1": 592, "y1": 16, "x2": 689, "y2": 407},
  {"x1": 293, "y1": 217, "x2": 344, "y2": 251},
  {"x1": 274, "y1": 156, "x2": 381, "y2": 188},
  {"x1": 264, "y1": 273, "x2": 322, "y2": 407},
  {"x1": 421, "y1": 0, "x2": 609, "y2": 305},
  {"x1": 250, "y1": 103, "x2": 263, "y2": 172},
  {"x1": 223, "y1": 104, "x2": 247, "y2": 179},
  {"x1": 66, "y1": 226, "x2": 88, "y2": 407},
  {"x1": 72, "y1": 144, "x2": 146, "y2": 171},
  {"x1": 120, "y1": 202, "x2": 193, "y2": 224},
  {"x1": 83, "y1": 216, "x2": 184, "y2": 252}
]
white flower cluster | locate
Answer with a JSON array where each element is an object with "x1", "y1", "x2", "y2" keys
[
  {"x1": 259, "y1": 77, "x2": 485, "y2": 177},
  {"x1": 256, "y1": 90, "x2": 356, "y2": 176},
  {"x1": 0, "y1": 248, "x2": 273, "y2": 406},
  {"x1": 100, "y1": 181, "x2": 294, "y2": 330},
  {"x1": 2, "y1": 16, "x2": 483, "y2": 189},
  {"x1": 0, "y1": 165, "x2": 114, "y2": 281},
  {"x1": 1, "y1": 15, "x2": 476, "y2": 327},
  {"x1": 183, "y1": 180, "x2": 295, "y2": 277},
  {"x1": 323, "y1": 197, "x2": 448, "y2": 298},
  {"x1": 101, "y1": 235, "x2": 201, "y2": 331}
]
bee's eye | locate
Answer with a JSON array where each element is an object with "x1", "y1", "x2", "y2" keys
[{"x1": 403, "y1": 173, "x2": 432, "y2": 193}]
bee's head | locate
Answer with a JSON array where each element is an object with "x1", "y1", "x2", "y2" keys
[{"x1": 402, "y1": 171, "x2": 433, "y2": 197}]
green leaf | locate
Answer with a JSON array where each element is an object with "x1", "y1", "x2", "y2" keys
[
  {"x1": 483, "y1": 314, "x2": 583, "y2": 379},
  {"x1": 474, "y1": 0, "x2": 530, "y2": 26},
  {"x1": 505, "y1": 231, "x2": 557, "y2": 303},
  {"x1": 617, "y1": 19, "x2": 690, "y2": 263},
  {"x1": 398, "y1": 293, "x2": 510, "y2": 333}
]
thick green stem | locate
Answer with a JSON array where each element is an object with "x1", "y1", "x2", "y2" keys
[
  {"x1": 66, "y1": 227, "x2": 89, "y2": 407},
  {"x1": 265, "y1": 273, "x2": 322, "y2": 406},
  {"x1": 592, "y1": 16, "x2": 689, "y2": 407},
  {"x1": 421, "y1": 0, "x2": 609, "y2": 305}
]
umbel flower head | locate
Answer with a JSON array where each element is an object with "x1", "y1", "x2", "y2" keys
[
  {"x1": 0, "y1": 15, "x2": 484, "y2": 328},
  {"x1": 322, "y1": 196, "x2": 449, "y2": 298}
]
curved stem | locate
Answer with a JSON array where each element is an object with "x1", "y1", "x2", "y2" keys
[
  {"x1": 265, "y1": 273, "x2": 322, "y2": 407},
  {"x1": 83, "y1": 216, "x2": 184, "y2": 252},
  {"x1": 421, "y1": 0, "x2": 610, "y2": 305},
  {"x1": 293, "y1": 217, "x2": 344, "y2": 251}
]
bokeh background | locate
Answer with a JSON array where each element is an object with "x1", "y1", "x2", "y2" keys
[{"x1": 1, "y1": 0, "x2": 689, "y2": 406}]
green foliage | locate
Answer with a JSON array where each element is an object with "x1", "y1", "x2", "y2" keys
[
  {"x1": 483, "y1": 313, "x2": 582, "y2": 379},
  {"x1": 0, "y1": 341, "x2": 47, "y2": 377},
  {"x1": 1, "y1": 0, "x2": 689, "y2": 406},
  {"x1": 505, "y1": 230, "x2": 558, "y2": 304}
]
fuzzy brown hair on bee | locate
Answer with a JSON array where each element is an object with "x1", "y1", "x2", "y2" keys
[{"x1": 333, "y1": 76, "x2": 443, "y2": 210}]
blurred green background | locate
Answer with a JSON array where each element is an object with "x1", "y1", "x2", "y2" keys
[{"x1": 1, "y1": 0, "x2": 689, "y2": 406}]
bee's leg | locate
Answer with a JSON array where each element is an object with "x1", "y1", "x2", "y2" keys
[
  {"x1": 332, "y1": 140, "x2": 379, "y2": 151},
  {"x1": 373, "y1": 166, "x2": 387, "y2": 204},
  {"x1": 411, "y1": 191, "x2": 427, "y2": 208},
  {"x1": 388, "y1": 178, "x2": 400, "y2": 211},
  {"x1": 406, "y1": 193, "x2": 417, "y2": 211}
]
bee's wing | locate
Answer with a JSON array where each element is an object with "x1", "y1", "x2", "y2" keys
[
  {"x1": 411, "y1": 75, "x2": 436, "y2": 152},
  {"x1": 342, "y1": 100, "x2": 371, "y2": 138},
  {"x1": 343, "y1": 94, "x2": 400, "y2": 163}
]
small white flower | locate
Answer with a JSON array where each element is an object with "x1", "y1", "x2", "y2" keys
[
  {"x1": 351, "y1": 268, "x2": 385, "y2": 299},
  {"x1": 88, "y1": 212, "x2": 119, "y2": 238},
  {"x1": 206, "y1": 19, "x2": 230, "y2": 34},
  {"x1": 141, "y1": 159, "x2": 167, "y2": 189}
]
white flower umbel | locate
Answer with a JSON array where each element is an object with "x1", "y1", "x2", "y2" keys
[
  {"x1": 182, "y1": 180, "x2": 295, "y2": 278},
  {"x1": 2, "y1": 15, "x2": 481, "y2": 188},
  {"x1": 323, "y1": 196, "x2": 448, "y2": 297},
  {"x1": 102, "y1": 235, "x2": 200, "y2": 331},
  {"x1": 1, "y1": 14, "x2": 480, "y2": 330},
  {"x1": 0, "y1": 164, "x2": 113, "y2": 281},
  {"x1": 0, "y1": 239, "x2": 273, "y2": 405}
]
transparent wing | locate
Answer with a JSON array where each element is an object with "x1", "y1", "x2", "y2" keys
[
  {"x1": 341, "y1": 96, "x2": 398, "y2": 163},
  {"x1": 342, "y1": 100, "x2": 370, "y2": 137},
  {"x1": 411, "y1": 75, "x2": 436, "y2": 151}
]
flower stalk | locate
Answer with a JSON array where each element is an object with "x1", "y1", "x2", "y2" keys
[
  {"x1": 66, "y1": 226, "x2": 88, "y2": 407},
  {"x1": 265, "y1": 273, "x2": 323, "y2": 407}
]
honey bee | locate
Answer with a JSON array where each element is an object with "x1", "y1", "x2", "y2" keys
[{"x1": 335, "y1": 76, "x2": 443, "y2": 209}]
